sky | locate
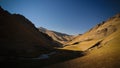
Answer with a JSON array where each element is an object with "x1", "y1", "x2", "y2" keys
[{"x1": 0, "y1": 0, "x2": 120, "y2": 35}]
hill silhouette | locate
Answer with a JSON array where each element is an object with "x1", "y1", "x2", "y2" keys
[{"x1": 0, "y1": 6, "x2": 61, "y2": 60}]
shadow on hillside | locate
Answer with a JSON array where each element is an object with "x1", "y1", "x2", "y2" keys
[{"x1": 0, "y1": 49, "x2": 85, "y2": 68}]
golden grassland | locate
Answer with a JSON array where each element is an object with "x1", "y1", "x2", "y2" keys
[{"x1": 45, "y1": 26, "x2": 120, "y2": 68}]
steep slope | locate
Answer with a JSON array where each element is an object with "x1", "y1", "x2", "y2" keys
[
  {"x1": 46, "y1": 14, "x2": 120, "y2": 68},
  {"x1": 38, "y1": 27, "x2": 75, "y2": 45},
  {"x1": 0, "y1": 6, "x2": 60, "y2": 60},
  {"x1": 63, "y1": 14, "x2": 120, "y2": 51}
]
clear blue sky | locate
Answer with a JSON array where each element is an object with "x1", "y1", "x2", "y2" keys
[{"x1": 0, "y1": 0, "x2": 120, "y2": 35}]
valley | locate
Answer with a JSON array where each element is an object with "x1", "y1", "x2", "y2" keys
[{"x1": 0, "y1": 6, "x2": 120, "y2": 68}]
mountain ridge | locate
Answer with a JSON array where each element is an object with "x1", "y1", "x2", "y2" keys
[
  {"x1": 38, "y1": 27, "x2": 76, "y2": 45},
  {"x1": 0, "y1": 6, "x2": 61, "y2": 59},
  {"x1": 61, "y1": 13, "x2": 120, "y2": 51}
]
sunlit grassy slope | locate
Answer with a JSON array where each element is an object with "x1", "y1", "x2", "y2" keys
[
  {"x1": 45, "y1": 14, "x2": 120, "y2": 68},
  {"x1": 61, "y1": 14, "x2": 120, "y2": 51},
  {"x1": 61, "y1": 39, "x2": 102, "y2": 51},
  {"x1": 46, "y1": 25, "x2": 120, "y2": 68}
]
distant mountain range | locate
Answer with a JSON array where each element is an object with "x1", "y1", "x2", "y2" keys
[{"x1": 38, "y1": 27, "x2": 76, "y2": 45}]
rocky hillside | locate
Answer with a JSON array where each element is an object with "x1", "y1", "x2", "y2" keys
[
  {"x1": 0, "y1": 6, "x2": 61, "y2": 60},
  {"x1": 38, "y1": 27, "x2": 75, "y2": 45}
]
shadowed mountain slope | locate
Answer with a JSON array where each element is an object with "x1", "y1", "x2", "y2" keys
[{"x1": 0, "y1": 6, "x2": 61, "y2": 59}]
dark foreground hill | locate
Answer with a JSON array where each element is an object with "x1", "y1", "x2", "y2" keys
[{"x1": 0, "y1": 6, "x2": 61, "y2": 60}]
